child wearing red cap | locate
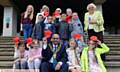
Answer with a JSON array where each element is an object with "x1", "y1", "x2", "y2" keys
[
  {"x1": 27, "y1": 41, "x2": 42, "y2": 72},
  {"x1": 66, "y1": 39, "x2": 81, "y2": 72},
  {"x1": 73, "y1": 33, "x2": 86, "y2": 52},
  {"x1": 81, "y1": 36, "x2": 110, "y2": 72}
]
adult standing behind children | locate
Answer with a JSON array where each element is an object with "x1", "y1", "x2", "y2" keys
[{"x1": 21, "y1": 5, "x2": 34, "y2": 42}]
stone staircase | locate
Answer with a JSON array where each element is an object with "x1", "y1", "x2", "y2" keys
[{"x1": 0, "y1": 35, "x2": 120, "y2": 70}]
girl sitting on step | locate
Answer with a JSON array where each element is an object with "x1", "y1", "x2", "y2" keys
[
  {"x1": 66, "y1": 39, "x2": 82, "y2": 72},
  {"x1": 13, "y1": 42, "x2": 29, "y2": 69}
]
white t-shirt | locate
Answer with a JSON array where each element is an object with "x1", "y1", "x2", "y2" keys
[{"x1": 88, "y1": 15, "x2": 94, "y2": 29}]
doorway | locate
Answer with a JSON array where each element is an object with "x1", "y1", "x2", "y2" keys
[{"x1": 103, "y1": 0, "x2": 120, "y2": 34}]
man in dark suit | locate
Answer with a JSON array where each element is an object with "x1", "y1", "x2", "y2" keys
[{"x1": 41, "y1": 34, "x2": 68, "y2": 72}]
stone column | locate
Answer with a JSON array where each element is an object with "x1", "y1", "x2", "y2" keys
[
  {"x1": 96, "y1": 4, "x2": 103, "y2": 13},
  {"x1": 94, "y1": 0, "x2": 106, "y2": 12},
  {"x1": 2, "y1": 6, "x2": 17, "y2": 36}
]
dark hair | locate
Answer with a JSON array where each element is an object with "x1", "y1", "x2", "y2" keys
[{"x1": 18, "y1": 42, "x2": 25, "y2": 48}]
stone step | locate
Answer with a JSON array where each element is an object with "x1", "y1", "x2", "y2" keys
[
  {"x1": 105, "y1": 61, "x2": 120, "y2": 67},
  {"x1": 108, "y1": 51, "x2": 120, "y2": 55},
  {"x1": 103, "y1": 36, "x2": 120, "y2": 39},
  {"x1": 107, "y1": 44, "x2": 120, "y2": 47},
  {"x1": 0, "y1": 42, "x2": 14, "y2": 45},
  {"x1": 106, "y1": 55, "x2": 120, "y2": 61},
  {"x1": 0, "y1": 52, "x2": 14, "y2": 56},
  {"x1": 0, "y1": 41, "x2": 119, "y2": 44},
  {"x1": 104, "y1": 39, "x2": 120, "y2": 41},
  {"x1": 0, "y1": 56, "x2": 14, "y2": 61},
  {"x1": 104, "y1": 41, "x2": 120, "y2": 44},
  {"x1": 107, "y1": 68, "x2": 120, "y2": 72},
  {"x1": 0, "y1": 45, "x2": 14, "y2": 48},
  {"x1": 0, "y1": 61, "x2": 13, "y2": 68},
  {"x1": 0, "y1": 40, "x2": 24, "y2": 42},
  {"x1": 0, "y1": 48, "x2": 14, "y2": 52},
  {"x1": 110, "y1": 47, "x2": 120, "y2": 51}
]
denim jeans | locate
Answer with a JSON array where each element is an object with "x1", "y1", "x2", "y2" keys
[
  {"x1": 22, "y1": 24, "x2": 32, "y2": 41},
  {"x1": 14, "y1": 60, "x2": 27, "y2": 69},
  {"x1": 27, "y1": 58, "x2": 41, "y2": 69}
]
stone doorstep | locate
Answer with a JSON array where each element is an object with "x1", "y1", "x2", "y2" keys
[
  {"x1": 0, "y1": 69, "x2": 40, "y2": 72},
  {"x1": 107, "y1": 51, "x2": 120, "y2": 55},
  {"x1": 106, "y1": 55, "x2": 120, "y2": 61},
  {"x1": 0, "y1": 52, "x2": 14, "y2": 56},
  {"x1": 0, "y1": 56, "x2": 14, "y2": 61},
  {"x1": 0, "y1": 48, "x2": 14, "y2": 52},
  {"x1": 105, "y1": 61, "x2": 120, "y2": 67},
  {"x1": 107, "y1": 68, "x2": 120, "y2": 72},
  {"x1": 0, "y1": 61, "x2": 13, "y2": 66}
]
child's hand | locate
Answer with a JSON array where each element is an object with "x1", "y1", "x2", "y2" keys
[
  {"x1": 26, "y1": 43, "x2": 31, "y2": 49},
  {"x1": 97, "y1": 40, "x2": 102, "y2": 45}
]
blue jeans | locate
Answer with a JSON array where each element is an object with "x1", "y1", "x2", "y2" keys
[{"x1": 23, "y1": 24, "x2": 32, "y2": 41}]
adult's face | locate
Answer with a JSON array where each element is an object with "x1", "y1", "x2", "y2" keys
[
  {"x1": 88, "y1": 6, "x2": 95, "y2": 13},
  {"x1": 51, "y1": 34, "x2": 60, "y2": 45},
  {"x1": 27, "y1": 5, "x2": 33, "y2": 14}
]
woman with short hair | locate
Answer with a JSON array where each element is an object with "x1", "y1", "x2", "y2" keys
[{"x1": 84, "y1": 3, "x2": 104, "y2": 42}]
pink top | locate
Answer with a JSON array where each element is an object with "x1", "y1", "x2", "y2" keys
[{"x1": 29, "y1": 48, "x2": 42, "y2": 58}]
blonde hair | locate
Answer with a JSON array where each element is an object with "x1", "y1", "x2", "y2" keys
[
  {"x1": 41, "y1": 5, "x2": 49, "y2": 12},
  {"x1": 24, "y1": 5, "x2": 34, "y2": 20},
  {"x1": 56, "y1": 8, "x2": 62, "y2": 13},
  {"x1": 87, "y1": 3, "x2": 96, "y2": 11},
  {"x1": 69, "y1": 38, "x2": 77, "y2": 48}
]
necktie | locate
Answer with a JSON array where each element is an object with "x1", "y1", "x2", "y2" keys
[{"x1": 53, "y1": 45, "x2": 57, "y2": 68}]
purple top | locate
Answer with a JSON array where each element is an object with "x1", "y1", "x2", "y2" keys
[
  {"x1": 28, "y1": 48, "x2": 42, "y2": 58},
  {"x1": 21, "y1": 13, "x2": 33, "y2": 24}
]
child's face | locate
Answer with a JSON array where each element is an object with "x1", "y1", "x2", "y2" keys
[
  {"x1": 88, "y1": 40, "x2": 96, "y2": 49},
  {"x1": 43, "y1": 37, "x2": 47, "y2": 44},
  {"x1": 19, "y1": 45, "x2": 25, "y2": 52},
  {"x1": 72, "y1": 13, "x2": 78, "y2": 20},
  {"x1": 66, "y1": 9, "x2": 72, "y2": 16},
  {"x1": 48, "y1": 16, "x2": 53, "y2": 23},
  {"x1": 69, "y1": 40, "x2": 76, "y2": 48},
  {"x1": 38, "y1": 15, "x2": 43, "y2": 21},
  {"x1": 61, "y1": 14, "x2": 67, "y2": 21}
]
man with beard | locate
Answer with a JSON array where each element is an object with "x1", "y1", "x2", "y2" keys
[{"x1": 41, "y1": 34, "x2": 68, "y2": 72}]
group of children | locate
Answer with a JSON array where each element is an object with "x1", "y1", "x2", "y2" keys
[
  {"x1": 15, "y1": 3, "x2": 110, "y2": 72},
  {"x1": 13, "y1": 35, "x2": 109, "y2": 72}
]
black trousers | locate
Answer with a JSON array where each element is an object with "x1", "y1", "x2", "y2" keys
[
  {"x1": 88, "y1": 29, "x2": 106, "y2": 61},
  {"x1": 88, "y1": 29, "x2": 103, "y2": 42},
  {"x1": 41, "y1": 62, "x2": 68, "y2": 72}
]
